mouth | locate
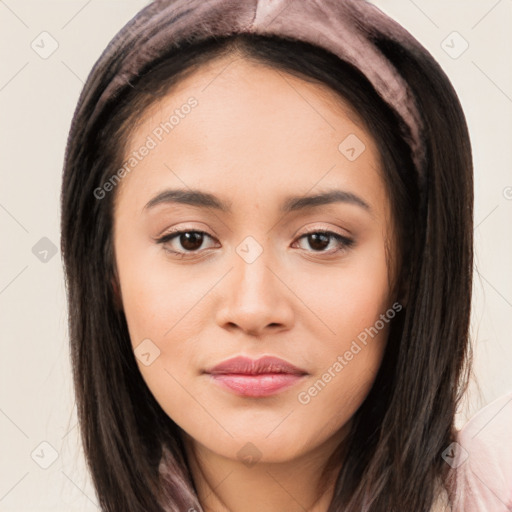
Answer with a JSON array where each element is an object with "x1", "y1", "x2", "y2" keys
[{"x1": 204, "y1": 355, "x2": 308, "y2": 398}]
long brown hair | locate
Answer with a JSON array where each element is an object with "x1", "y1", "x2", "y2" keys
[{"x1": 60, "y1": 7, "x2": 473, "y2": 512}]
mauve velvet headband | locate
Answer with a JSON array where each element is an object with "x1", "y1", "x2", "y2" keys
[{"x1": 91, "y1": 0, "x2": 426, "y2": 178}]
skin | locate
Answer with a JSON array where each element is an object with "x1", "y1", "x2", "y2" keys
[{"x1": 112, "y1": 53, "x2": 399, "y2": 512}]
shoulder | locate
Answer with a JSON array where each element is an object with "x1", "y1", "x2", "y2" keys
[{"x1": 450, "y1": 390, "x2": 512, "y2": 512}]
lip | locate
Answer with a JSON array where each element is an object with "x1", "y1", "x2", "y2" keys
[{"x1": 205, "y1": 356, "x2": 308, "y2": 398}]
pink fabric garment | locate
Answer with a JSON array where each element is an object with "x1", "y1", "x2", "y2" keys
[{"x1": 450, "y1": 391, "x2": 512, "y2": 511}]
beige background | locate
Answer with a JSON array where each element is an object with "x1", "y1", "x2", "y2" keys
[{"x1": 0, "y1": 0, "x2": 511, "y2": 510}]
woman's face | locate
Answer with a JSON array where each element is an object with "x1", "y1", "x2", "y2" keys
[{"x1": 113, "y1": 54, "x2": 399, "y2": 465}]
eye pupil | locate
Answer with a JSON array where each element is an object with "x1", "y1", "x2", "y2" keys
[
  {"x1": 180, "y1": 232, "x2": 203, "y2": 251},
  {"x1": 308, "y1": 233, "x2": 330, "y2": 251}
]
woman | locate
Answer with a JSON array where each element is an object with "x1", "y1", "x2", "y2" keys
[{"x1": 60, "y1": 0, "x2": 511, "y2": 510}]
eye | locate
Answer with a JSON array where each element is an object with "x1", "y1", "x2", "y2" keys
[
  {"x1": 293, "y1": 230, "x2": 354, "y2": 254},
  {"x1": 156, "y1": 230, "x2": 218, "y2": 257},
  {"x1": 155, "y1": 228, "x2": 354, "y2": 258}
]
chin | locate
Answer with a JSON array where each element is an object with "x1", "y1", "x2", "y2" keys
[{"x1": 184, "y1": 423, "x2": 323, "y2": 466}]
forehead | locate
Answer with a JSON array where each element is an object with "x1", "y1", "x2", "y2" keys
[
  {"x1": 132, "y1": 54, "x2": 371, "y2": 146},
  {"x1": 114, "y1": 55, "x2": 387, "y2": 217}
]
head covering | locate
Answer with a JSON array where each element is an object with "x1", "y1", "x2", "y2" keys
[{"x1": 88, "y1": 0, "x2": 427, "y2": 180}]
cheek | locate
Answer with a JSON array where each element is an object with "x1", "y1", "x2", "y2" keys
[
  {"x1": 115, "y1": 231, "x2": 214, "y2": 347},
  {"x1": 114, "y1": 240, "x2": 227, "y2": 410},
  {"x1": 115, "y1": 248, "x2": 215, "y2": 433},
  {"x1": 303, "y1": 237, "x2": 392, "y2": 346},
  {"x1": 292, "y1": 238, "x2": 392, "y2": 424}
]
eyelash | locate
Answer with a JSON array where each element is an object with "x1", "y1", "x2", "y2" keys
[{"x1": 155, "y1": 228, "x2": 354, "y2": 258}]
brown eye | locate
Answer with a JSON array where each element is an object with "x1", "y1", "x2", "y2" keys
[
  {"x1": 295, "y1": 231, "x2": 354, "y2": 254},
  {"x1": 177, "y1": 231, "x2": 205, "y2": 251},
  {"x1": 306, "y1": 232, "x2": 330, "y2": 251},
  {"x1": 156, "y1": 230, "x2": 217, "y2": 255}
]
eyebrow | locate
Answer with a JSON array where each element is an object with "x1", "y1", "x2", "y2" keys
[{"x1": 143, "y1": 188, "x2": 370, "y2": 213}]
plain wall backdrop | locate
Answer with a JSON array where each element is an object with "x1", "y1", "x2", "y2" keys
[{"x1": 0, "y1": 0, "x2": 511, "y2": 510}]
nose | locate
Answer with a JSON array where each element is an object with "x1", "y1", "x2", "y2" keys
[{"x1": 214, "y1": 243, "x2": 294, "y2": 337}]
